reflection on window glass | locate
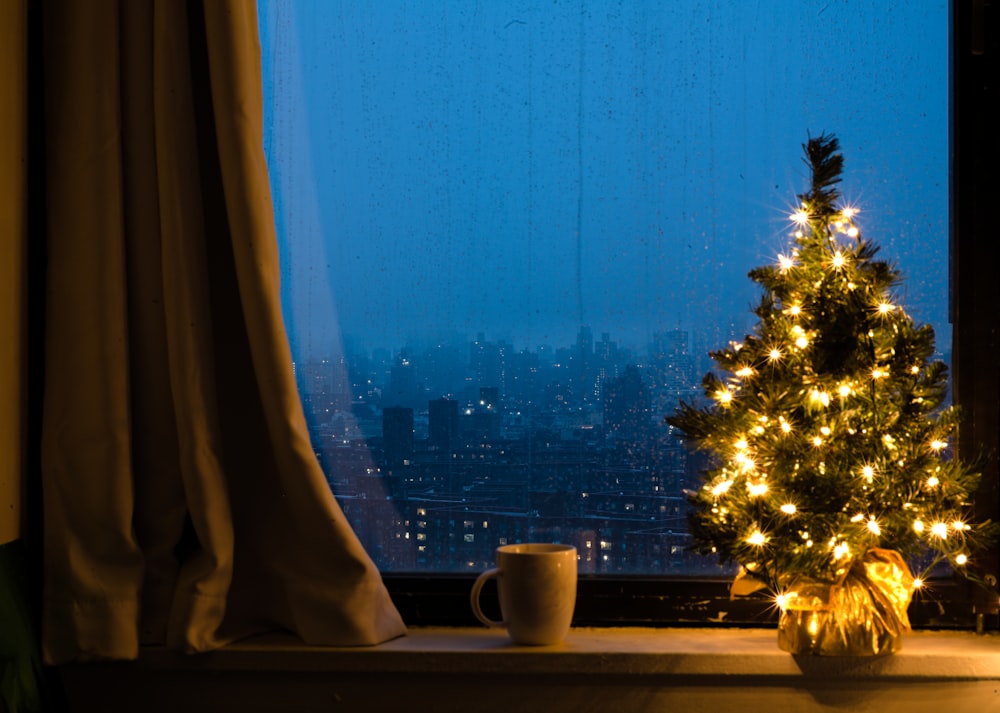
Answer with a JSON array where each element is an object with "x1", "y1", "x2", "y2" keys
[{"x1": 258, "y1": 1, "x2": 948, "y2": 574}]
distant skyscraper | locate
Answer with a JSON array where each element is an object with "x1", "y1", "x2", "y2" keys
[
  {"x1": 382, "y1": 406, "x2": 414, "y2": 467},
  {"x1": 603, "y1": 365, "x2": 651, "y2": 441},
  {"x1": 648, "y1": 329, "x2": 697, "y2": 412},
  {"x1": 428, "y1": 398, "x2": 459, "y2": 450}
]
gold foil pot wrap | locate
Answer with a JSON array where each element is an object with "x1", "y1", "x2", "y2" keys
[{"x1": 776, "y1": 548, "x2": 914, "y2": 656}]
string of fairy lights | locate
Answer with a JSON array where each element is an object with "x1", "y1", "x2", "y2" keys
[{"x1": 672, "y1": 187, "x2": 985, "y2": 603}]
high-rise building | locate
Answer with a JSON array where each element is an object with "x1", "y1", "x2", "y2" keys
[
  {"x1": 428, "y1": 398, "x2": 459, "y2": 451},
  {"x1": 382, "y1": 406, "x2": 414, "y2": 467},
  {"x1": 603, "y1": 365, "x2": 652, "y2": 442}
]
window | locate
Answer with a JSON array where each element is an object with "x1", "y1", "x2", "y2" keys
[{"x1": 258, "y1": 1, "x2": 996, "y2": 626}]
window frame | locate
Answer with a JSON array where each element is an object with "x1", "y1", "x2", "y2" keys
[
  {"x1": 256, "y1": 0, "x2": 999, "y2": 630},
  {"x1": 376, "y1": 0, "x2": 1000, "y2": 630}
]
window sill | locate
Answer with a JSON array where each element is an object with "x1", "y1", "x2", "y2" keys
[{"x1": 59, "y1": 627, "x2": 1000, "y2": 713}]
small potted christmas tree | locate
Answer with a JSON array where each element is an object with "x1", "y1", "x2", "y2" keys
[{"x1": 667, "y1": 134, "x2": 994, "y2": 655}]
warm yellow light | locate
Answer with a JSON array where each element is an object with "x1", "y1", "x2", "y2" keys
[
  {"x1": 780, "y1": 420, "x2": 792, "y2": 434},
  {"x1": 846, "y1": 226, "x2": 859, "y2": 238},
  {"x1": 795, "y1": 336, "x2": 808, "y2": 349},
  {"x1": 912, "y1": 577, "x2": 924, "y2": 589},
  {"x1": 711, "y1": 479, "x2": 733, "y2": 497},
  {"x1": 841, "y1": 207, "x2": 857, "y2": 219},
  {"x1": 716, "y1": 389, "x2": 733, "y2": 404},
  {"x1": 838, "y1": 384, "x2": 852, "y2": 398},
  {"x1": 791, "y1": 209, "x2": 809, "y2": 225},
  {"x1": 930, "y1": 439, "x2": 947, "y2": 451},
  {"x1": 871, "y1": 367, "x2": 887, "y2": 380},
  {"x1": 807, "y1": 613, "x2": 820, "y2": 637},
  {"x1": 831, "y1": 251, "x2": 847, "y2": 269},
  {"x1": 768, "y1": 347, "x2": 783, "y2": 362},
  {"x1": 735, "y1": 439, "x2": 748, "y2": 450},
  {"x1": 955, "y1": 553, "x2": 968, "y2": 566},
  {"x1": 913, "y1": 519, "x2": 925, "y2": 533},
  {"x1": 926, "y1": 475, "x2": 939, "y2": 488},
  {"x1": 930, "y1": 522, "x2": 948, "y2": 538},
  {"x1": 735, "y1": 366, "x2": 755, "y2": 378},
  {"x1": 778, "y1": 254, "x2": 795, "y2": 271},
  {"x1": 867, "y1": 518, "x2": 881, "y2": 536},
  {"x1": 747, "y1": 530, "x2": 767, "y2": 546},
  {"x1": 780, "y1": 503, "x2": 797, "y2": 514},
  {"x1": 820, "y1": 426, "x2": 831, "y2": 436},
  {"x1": 747, "y1": 482, "x2": 769, "y2": 497},
  {"x1": 877, "y1": 302, "x2": 895, "y2": 315},
  {"x1": 775, "y1": 593, "x2": 790, "y2": 610},
  {"x1": 951, "y1": 520, "x2": 967, "y2": 532},
  {"x1": 810, "y1": 390, "x2": 830, "y2": 407},
  {"x1": 812, "y1": 436, "x2": 823, "y2": 447},
  {"x1": 786, "y1": 304, "x2": 802, "y2": 317},
  {"x1": 861, "y1": 465, "x2": 875, "y2": 481},
  {"x1": 833, "y1": 542, "x2": 850, "y2": 560}
]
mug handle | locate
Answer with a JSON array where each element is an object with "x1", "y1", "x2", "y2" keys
[{"x1": 470, "y1": 568, "x2": 505, "y2": 628}]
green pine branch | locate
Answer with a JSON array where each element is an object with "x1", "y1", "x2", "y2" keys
[{"x1": 667, "y1": 133, "x2": 995, "y2": 594}]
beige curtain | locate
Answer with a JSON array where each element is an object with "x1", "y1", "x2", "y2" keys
[{"x1": 28, "y1": 0, "x2": 405, "y2": 662}]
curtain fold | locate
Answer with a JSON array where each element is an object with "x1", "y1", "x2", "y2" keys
[{"x1": 35, "y1": 0, "x2": 405, "y2": 663}]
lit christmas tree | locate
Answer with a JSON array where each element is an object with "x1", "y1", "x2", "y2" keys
[{"x1": 667, "y1": 135, "x2": 993, "y2": 642}]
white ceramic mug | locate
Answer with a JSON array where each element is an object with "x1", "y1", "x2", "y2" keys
[{"x1": 470, "y1": 543, "x2": 577, "y2": 645}]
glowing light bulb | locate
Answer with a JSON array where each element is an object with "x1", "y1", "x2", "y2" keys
[
  {"x1": 838, "y1": 384, "x2": 852, "y2": 398},
  {"x1": 747, "y1": 530, "x2": 767, "y2": 546},
  {"x1": 955, "y1": 553, "x2": 968, "y2": 566},
  {"x1": 812, "y1": 436, "x2": 823, "y2": 447},
  {"x1": 846, "y1": 226, "x2": 859, "y2": 238},
  {"x1": 807, "y1": 613, "x2": 820, "y2": 636},
  {"x1": 768, "y1": 347, "x2": 783, "y2": 362},
  {"x1": 930, "y1": 439, "x2": 947, "y2": 451},
  {"x1": 930, "y1": 522, "x2": 948, "y2": 538},
  {"x1": 842, "y1": 207, "x2": 857, "y2": 219},
  {"x1": 913, "y1": 519, "x2": 924, "y2": 533},
  {"x1": 867, "y1": 518, "x2": 881, "y2": 536},
  {"x1": 780, "y1": 503, "x2": 796, "y2": 514},
  {"x1": 711, "y1": 479, "x2": 733, "y2": 497},
  {"x1": 791, "y1": 209, "x2": 809, "y2": 225},
  {"x1": 831, "y1": 251, "x2": 847, "y2": 269},
  {"x1": 913, "y1": 577, "x2": 923, "y2": 589},
  {"x1": 878, "y1": 302, "x2": 895, "y2": 316},
  {"x1": 861, "y1": 465, "x2": 875, "y2": 481},
  {"x1": 716, "y1": 389, "x2": 733, "y2": 405},
  {"x1": 809, "y1": 390, "x2": 830, "y2": 407},
  {"x1": 735, "y1": 439, "x2": 748, "y2": 450},
  {"x1": 779, "y1": 254, "x2": 795, "y2": 271},
  {"x1": 780, "y1": 421, "x2": 792, "y2": 434},
  {"x1": 747, "y1": 482, "x2": 768, "y2": 496},
  {"x1": 926, "y1": 475, "x2": 939, "y2": 488}
]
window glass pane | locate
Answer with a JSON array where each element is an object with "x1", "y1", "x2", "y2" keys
[{"x1": 257, "y1": 0, "x2": 948, "y2": 574}]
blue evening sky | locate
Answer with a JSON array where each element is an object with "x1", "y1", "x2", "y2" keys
[{"x1": 258, "y1": 0, "x2": 948, "y2": 362}]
